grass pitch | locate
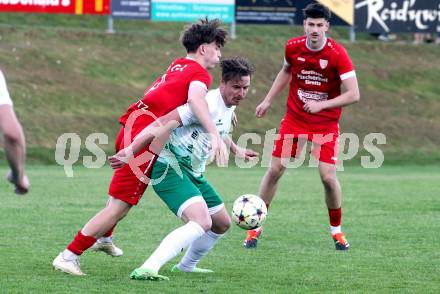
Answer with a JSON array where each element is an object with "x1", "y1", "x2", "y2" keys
[{"x1": 1, "y1": 164, "x2": 439, "y2": 293}]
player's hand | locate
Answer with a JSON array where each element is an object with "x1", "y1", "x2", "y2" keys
[
  {"x1": 235, "y1": 147, "x2": 259, "y2": 161},
  {"x1": 211, "y1": 134, "x2": 229, "y2": 167},
  {"x1": 108, "y1": 148, "x2": 132, "y2": 169},
  {"x1": 303, "y1": 101, "x2": 324, "y2": 114},
  {"x1": 255, "y1": 100, "x2": 271, "y2": 118}
]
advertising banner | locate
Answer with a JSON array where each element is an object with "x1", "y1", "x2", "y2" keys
[
  {"x1": 0, "y1": 0, "x2": 110, "y2": 15},
  {"x1": 151, "y1": 0, "x2": 234, "y2": 23},
  {"x1": 111, "y1": 0, "x2": 150, "y2": 19},
  {"x1": 318, "y1": 0, "x2": 353, "y2": 25},
  {"x1": 294, "y1": 0, "x2": 351, "y2": 26},
  {"x1": 355, "y1": 0, "x2": 440, "y2": 33},
  {"x1": 236, "y1": 0, "x2": 351, "y2": 26},
  {"x1": 235, "y1": 0, "x2": 296, "y2": 25}
]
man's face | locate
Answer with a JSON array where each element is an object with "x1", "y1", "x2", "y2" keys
[
  {"x1": 304, "y1": 18, "x2": 329, "y2": 45},
  {"x1": 202, "y1": 42, "x2": 221, "y2": 69},
  {"x1": 220, "y1": 75, "x2": 251, "y2": 107}
]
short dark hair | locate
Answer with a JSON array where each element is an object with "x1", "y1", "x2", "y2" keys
[
  {"x1": 181, "y1": 18, "x2": 227, "y2": 53},
  {"x1": 220, "y1": 56, "x2": 255, "y2": 83},
  {"x1": 303, "y1": 3, "x2": 331, "y2": 21}
]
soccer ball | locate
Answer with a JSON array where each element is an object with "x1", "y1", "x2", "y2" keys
[{"x1": 231, "y1": 194, "x2": 267, "y2": 230}]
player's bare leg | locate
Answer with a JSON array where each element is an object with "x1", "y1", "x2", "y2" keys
[
  {"x1": 82, "y1": 197, "x2": 132, "y2": 238},
  {"x1": 318, "y1": 161, "x2": 349, "y2": 250},
  {"x1": 259, "y1": 157, "x2": 286, "y2": 205},
  {"x1": 244, "y1": 157, "x2": 285, "y2": 248},
  {"x1": 174, "y1": 207, "x2": 231, "y2": 273},
  {"x1": 53, "y1": 197, "x2": 131, "y2": 275},
  {"x1": 210, "y1": 207, "x2": 231, "y2": 234},
  {"x1": 87, "y1": 198, "x2": 129, "y2": 257},
  {"x1": 318, "y1": 161, "x2": 341, "y2": 208},
  {"x1": 0, "y1": 105, "x2": 29, "y2": 194}
]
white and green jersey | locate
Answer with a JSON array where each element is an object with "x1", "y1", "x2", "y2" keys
[{"x1": 157, "y1": 88, "x2": 235, "y2": 176}]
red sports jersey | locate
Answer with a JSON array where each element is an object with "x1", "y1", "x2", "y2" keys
[
  {"x1": 119, "y1": 57, "x2": 212, "y2": 135},
  {"x1": 284, "y1": 36, "x2": 355, "y2": 131},
  {"x1": 109, "y1": 58, "x2": 211, "y2": 205}
]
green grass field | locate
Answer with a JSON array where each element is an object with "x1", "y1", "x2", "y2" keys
[{"x1": 1, "y1": 164, "x2": 439, "y2": 293}]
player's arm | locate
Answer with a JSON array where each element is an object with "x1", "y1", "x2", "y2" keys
[
  {"x1": 223, "y1": 135, "x2": 258, "y2": 160},
  {"x1": 188, "y1": 82, "x2": 228, "y2": 166},
  {"x1": 303, "y1": 75, "x2": 360, "y2": 113},
  {"x1": 108, "y1": 110, "x2": 181, "y2": 169},
  {"x1": 255, "y1": 59, "x2": 292, "y2": 118},
  {"x1": 323, "y1": 75, "x2": 360, "y2": 108}
]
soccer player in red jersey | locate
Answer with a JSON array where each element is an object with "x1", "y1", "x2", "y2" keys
[
  {"x1": 53, "y1": 19, "x2": 228, "y2": 276},
  {"x1": 243, "y1": 3, "x2": 360, "y2": 250}
]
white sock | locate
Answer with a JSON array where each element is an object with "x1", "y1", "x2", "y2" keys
[
  {"x1": 177, "y1": 230, "x2": 224, "y2": 272},
  {"x1": 97, "y1": 236, "x2": 113, "y2": 243},
  {"x1": 140, "y1": 221, "x2": 205, "y2": 272},
  {"x1": 62, "y1": 249, "x2": 79, "y2": 261},
  {"x1": 330, "y1": 225, "x2": 342, "y2": 235}
]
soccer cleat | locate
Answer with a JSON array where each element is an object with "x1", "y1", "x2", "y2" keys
[
  {"x1": 90, "y1": 241, "x2": 123, "y2": 257},
  {"x1": 130, "y1": 267, "x2": 169, "y2": 281},
  {"x1": 332, "y1": 232, "x2": 350, "y2": 250},
  {"x1": 6, "y1": 170, "x2": 29, "y2": 195},
  {"x1": 243, "y1": 226, "x2": 263, "y2": 249},
  {"x1": 171, "y1": 264, "x2": 214, "y2": 273},
  {"x1": 52, "y1": 252, "x2": 85, "y2": 276}
]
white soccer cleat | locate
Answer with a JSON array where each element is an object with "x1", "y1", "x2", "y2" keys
[
  {"x1": 90, "y1": 241, "x2": 123, "y2": 257},
  {"x1": 52, "y1": 252, "x2": 85, "y2": 276}
]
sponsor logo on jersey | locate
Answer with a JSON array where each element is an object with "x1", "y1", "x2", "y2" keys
[
  {"x1": 297, "y1": 89, "x2": 328, "y2": 103},
  {"x1": 297, "y1": 70, "x2": 328, "y2": 86}
]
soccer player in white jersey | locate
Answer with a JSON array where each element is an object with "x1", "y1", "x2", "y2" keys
[
  {"x1": 0, "y1": 69, "x2": 30, "y2": 194},
  {"x1": 113, "y1": 56, "x2": 256, "y2": 281},
  {"x1": 243, "y1": 3, "x2": 360, "y2": 250}
]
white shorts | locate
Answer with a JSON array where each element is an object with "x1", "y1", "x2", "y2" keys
[{"x1": 0, "y1": 70, "x2": 13, "y2": 106}]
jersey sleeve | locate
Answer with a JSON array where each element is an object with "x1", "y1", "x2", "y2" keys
[
  {"x1": 0, "y1": 70, "x2": 12, "y2": 105},
  {"x1": 177, "y1": 103, "x2": 196, "y2": 126},
  {"x1": 284, "y1": 41, "x2": 293, "y2": 65},
  {"x1": 190, "y1": 68, "x2": 212, "y2": 90},
  {"x1": 337, "y1": 45, "x2": 355, "y2": 80}
]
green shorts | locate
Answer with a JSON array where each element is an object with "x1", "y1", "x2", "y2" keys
[{"x1": 151, "y1": 160, "x2": 224, "y2": 217}]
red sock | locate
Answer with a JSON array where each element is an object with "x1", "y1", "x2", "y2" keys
[
  {"x1": 328, "y1": 207, "x2": 342, "y2": 227},
  {"x1": 103, "y1": 225, "x2": 116, "y2": 238},
  {"x1": 67, "y1": 231, "x2": 97, "y2": 255}
]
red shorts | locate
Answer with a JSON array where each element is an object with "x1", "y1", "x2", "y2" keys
[
  {"x1": 108, "y1": 127, "x2": 157, "y2": 206},
  {"x1": 272, "y1": 115, "x2": 339, "y2": 165}
]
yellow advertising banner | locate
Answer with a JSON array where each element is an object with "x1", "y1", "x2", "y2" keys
[
  {"x1": 75, "y1": 0, "x2": 83, "y2": 15},
  {"x1": 95, "y1": 0, "x2": 104, "y2": 12},
  {"x1": 317, "y1": 0, "x2": 353, "y2": 25},
  {"x1": 75, "y1": 0, "x2": 108, "y2": 15}
]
